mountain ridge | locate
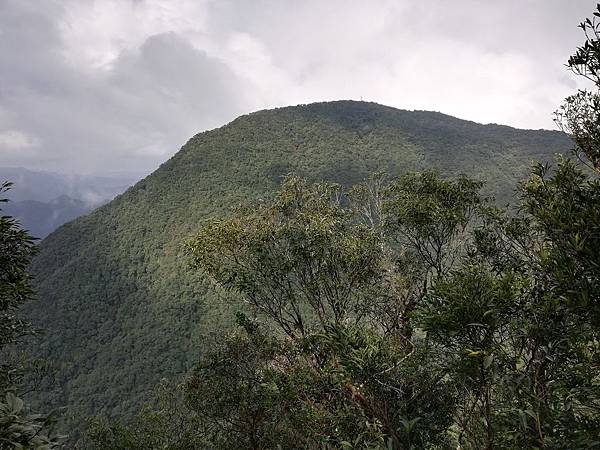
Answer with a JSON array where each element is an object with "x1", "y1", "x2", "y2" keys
[{"x1": 25, "y1": 100, "x2": 572, "y2": 425}]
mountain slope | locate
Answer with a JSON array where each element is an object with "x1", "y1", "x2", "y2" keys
[{"x1": 25, "y1": 101, "x2": 571, "y2": 423}]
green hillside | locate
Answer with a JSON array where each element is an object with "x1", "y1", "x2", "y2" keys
[{"x1": 25, "y1": 101, "x2": 571, "y2": 424}]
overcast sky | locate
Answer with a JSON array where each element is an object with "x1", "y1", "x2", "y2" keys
[{"x1": 0, "y1": 0, "x2": 596, "y2": 175}]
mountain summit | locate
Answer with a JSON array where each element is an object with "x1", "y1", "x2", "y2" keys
[{"x1": 26, "y1": 101, "x2": 571, "y2": 422}]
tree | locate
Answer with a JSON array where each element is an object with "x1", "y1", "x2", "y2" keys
[
  {"x1": 0, "y1": 182, "x2": 37, "y2": 378},
  {"x1": 85, "y1": 380, "x2": 206, "y2": 450},
  {"x1": 0, "y1": 182, "x2": 64, "y2": 449},
  {"x1": 417, "y1": 5, "x2": 600, "y2": 447},
  {"x1": 556, "y1": 3, "x2": 600, "y2": 170},
  {"x1": 377, "y1": 171, "x2": 482, "y2": 336},
  {"x1": 186, "y1": 176, "x2": 384, "y2": 338},
  {"x1": 184, "y1": 173, "x2": 479, "y2": 449}
]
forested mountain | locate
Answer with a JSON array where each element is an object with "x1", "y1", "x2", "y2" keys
[{"x1": 24, "y1": 101, "x2": 572, "y2": 429}]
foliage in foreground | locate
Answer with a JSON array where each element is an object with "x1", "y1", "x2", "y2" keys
[
  {"x1": 90, "y1": 160, "x2": 600, "y2": 449},
  {"x1": 0, "y1": 182, "x2": 64, "y2": 449}
]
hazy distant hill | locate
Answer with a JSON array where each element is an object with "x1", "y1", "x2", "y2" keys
[
  {"x1": 24, "y1": 101, "x2": 571, "y2": 426},
  {"x1": 3, "y1": 196, "x2": 89, "y2": 239},
  {"x1": 0, "y1": 167, "x2": 143, "y2": 237}
]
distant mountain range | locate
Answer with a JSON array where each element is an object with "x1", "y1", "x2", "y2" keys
[
  {"x1": 0, "y1": 167, "x2": 143, "y2": 237},
  {"x1": 23, "y1": 101, "x2": 571, "y2": 429}
]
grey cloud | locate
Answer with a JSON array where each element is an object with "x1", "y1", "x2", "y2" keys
[
  {"x1": 0, "y1": 0, "x2": 249, "y2": 174},
  {"x1": 0, "y1": 0, "x2": 597, "y2": 175}
]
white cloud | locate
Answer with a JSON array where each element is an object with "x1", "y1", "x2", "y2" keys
[
  {"x1": 0, "y1": 130, "x2": 39, "y2": 150},
  {"x1": 58, "y1": 0, "x2": 211, "y2": 70}
]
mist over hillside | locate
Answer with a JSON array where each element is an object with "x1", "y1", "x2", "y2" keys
[{"x1": 0, "y1": 167, "x2": 144, "y2": 237}]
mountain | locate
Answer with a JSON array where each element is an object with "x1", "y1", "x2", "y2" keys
[
  {"x1": 24, "y1": 101, "x2": 571, "y2": 426},
  {"x1": 0, "y1": 167, "x2": 144, "y2": 237},
  {"x1": 3, "y1": 196, "x2": 89, "y2": 239}
]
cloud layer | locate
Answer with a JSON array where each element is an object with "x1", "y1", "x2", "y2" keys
[{"x1": 0, "y1": 0, "x2": 595, "y2": 174}]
